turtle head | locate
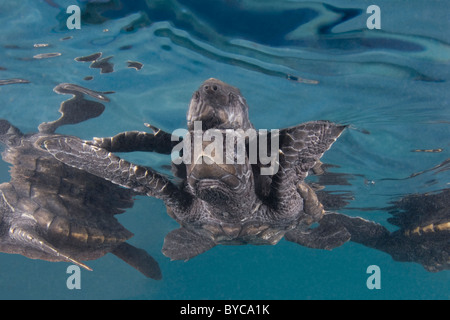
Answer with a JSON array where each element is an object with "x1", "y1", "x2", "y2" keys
[{"x1": 187, "y1": 78, "x2": 253, "y2": 131}]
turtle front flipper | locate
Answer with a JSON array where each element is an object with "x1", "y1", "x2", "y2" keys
[
  {"x1": 162, "y1": 228, "x2": 216, "y2": 261},
  {"x1": 44, "y1": 136, "x2": 189, "y2": 208},
  {"x1": 268, "y1": 121, "x2": 346, "y2": 219},
  {"x1": 1, "y1": 185, "x2": 91, "y2": 271},
  {"x1": 278, "y1": 121, "x2": 347, "y2": 180},
  {"x1": 112, "y1": 243, "x2": 162, "y2": 279},
  {"x1": 91, "y1": 126, "x2": 178, "y2": 154},
  {"x1": 8, "y1": 222, "x2": 92, "y2": 271}
]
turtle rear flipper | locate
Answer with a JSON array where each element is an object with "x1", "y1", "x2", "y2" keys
[
  {"x1": 162, "y1": 228, "x2": 216, "y2": 261},
  {"x1": 285, "y1": 219, "x2": 351, "y2": 250},
  {"x1": 286, "y1": 211, "x2": 391, "y2": 250},
  {"x1": 112, "y1": 243, "x2": 162, "y2": 280},
  {"x1": 319, "y1": 212, "x2": 390, "y2": 248}
]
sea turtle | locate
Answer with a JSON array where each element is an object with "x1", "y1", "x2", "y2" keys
[
  {"x1": 44, "y1": 78, "x2": 352, "y2": 260},
  {"x1": 0, "y1": 83, "x2": 161, "y2": 279},
  {"x1": 42, "y1": 79, "x2": 449, "y2": 272},
  {"x1": 324, "y1": 189, "x2": 450, "y2": 272}
]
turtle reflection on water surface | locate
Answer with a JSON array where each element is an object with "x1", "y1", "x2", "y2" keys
[{"x1": 0, "y1": 84, "x2": 161, "y2": 279}]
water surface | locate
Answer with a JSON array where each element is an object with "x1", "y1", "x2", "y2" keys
[{"x1": 0, "y1": 0, "x2": 448, "y2": 299}]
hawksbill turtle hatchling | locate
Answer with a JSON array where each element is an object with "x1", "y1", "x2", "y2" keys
[
  {"x1": 43, "y1": 78, "x2": 449, "y2": 272},
  {"x1": 0, "y1": 83, "x2": 161, "y2": 279}
]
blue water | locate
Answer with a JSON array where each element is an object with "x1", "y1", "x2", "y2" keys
[{"x1": 0, "y1": 0, "x2": 449, "y2": 299}]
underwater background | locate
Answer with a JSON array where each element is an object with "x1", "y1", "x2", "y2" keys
[{"x1": 0, "y1": 0, "x2": 448, "y2": 299}]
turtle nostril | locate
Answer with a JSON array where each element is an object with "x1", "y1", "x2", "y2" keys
[{"x1": 203, "y1": 83, "x2": 220, "y2": 93}]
